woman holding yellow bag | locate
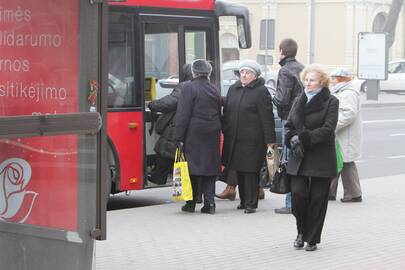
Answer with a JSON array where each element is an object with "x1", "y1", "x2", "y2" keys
[{"x1": 175, "y1": 59, "x2": 222, "y2": 214}]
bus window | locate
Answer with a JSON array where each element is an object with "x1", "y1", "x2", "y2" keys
[
  {"x1": 145, "y1": 24, "x2": 179, "y2": 100},
  {"x1": 185, "y1": 29, "x2": 217, "y2": 84},
  {"x1": 185, "y1": 31, "x2": 207, "y2": 63},
  {"x1": 108, "y1": 13, "x2": 139, "y2": 108}
]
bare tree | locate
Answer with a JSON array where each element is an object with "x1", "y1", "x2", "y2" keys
[{"x1": 383, "y1": 0, "x2": 404, "y2": 48}]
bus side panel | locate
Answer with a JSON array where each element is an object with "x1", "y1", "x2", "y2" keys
[{"x1": 107, "y1": 111, "x2": 143, "y2": 191}]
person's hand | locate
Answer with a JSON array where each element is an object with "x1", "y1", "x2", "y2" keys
[
  {"x1": 291, "y1": 143, "x2": 304, "y2": 158},
  {"x1": 290, "y1": 135, "x2": 300, "y2": 148},
  {"x1": 176, "y1": 141, "x2": 184, "y2": 152}
]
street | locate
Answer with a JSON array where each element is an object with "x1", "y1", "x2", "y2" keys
[{"x1": 359, "y1": 105, "x2": 405, "y2": 179}]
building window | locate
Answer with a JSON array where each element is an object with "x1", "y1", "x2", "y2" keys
[
  {"x1": 260, "y1": 19, "x2": 275, "y2": 50},
  {"x1": 257, "y1": 54, "x2": 273, "y2": 66}
]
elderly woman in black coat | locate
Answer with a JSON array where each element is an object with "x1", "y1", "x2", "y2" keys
[
  {"x1": 285, "y1": 64, "x2": 339, "y2": 251},
  {"x1": 221, "y1": 60, "x2": 277, "y2": 214},
  {"x1": 175, "y1": 59, "x2": 222, "y2": 214},
  {"x1": 147, "y1": 64, "x2": 193, "y2": 184}
]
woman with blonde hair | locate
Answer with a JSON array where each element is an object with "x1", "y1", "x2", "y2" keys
[{"x1": 284, "y1": 64, "x2": 339, "y2": 251}]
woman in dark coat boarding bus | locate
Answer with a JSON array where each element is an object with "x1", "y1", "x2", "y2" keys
[
  {"x1": 221, "y1": 60, "x2": 277, "y2": 214},
  {"x1": 285, "y1": 64, "x2": 339, "y2": 251},
  {"x1": 175, "y1": 59, "x2": 221, "y2": 214}
]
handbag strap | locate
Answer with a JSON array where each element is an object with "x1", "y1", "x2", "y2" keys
[{"x1": 279, "y1": 146, "x2": 288, "y2": 164}]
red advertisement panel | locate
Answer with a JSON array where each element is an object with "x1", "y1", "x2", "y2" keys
[
  {"x1": 109, "y1": 0, "x2": 215, "y2": 10},
  {"x1": 0, "y1": 1, "x2": 79, "y2": 231}
]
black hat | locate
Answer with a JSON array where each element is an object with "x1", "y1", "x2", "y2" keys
[{"x1": 192, "y1": 59, "x2": 212, "y2": 77}]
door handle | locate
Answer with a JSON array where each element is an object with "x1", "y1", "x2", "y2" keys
[{"x1": 128, "y1": 122, "x2": 139, "y2": 129}]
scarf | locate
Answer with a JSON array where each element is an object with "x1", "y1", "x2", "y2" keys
[{"x1": 305, "y1": 87, "x2": 322, "y2": 103}]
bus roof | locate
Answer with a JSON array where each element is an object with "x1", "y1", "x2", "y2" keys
[{"x1": 109, "y1": 0, "x2": 215, "y2": 10}]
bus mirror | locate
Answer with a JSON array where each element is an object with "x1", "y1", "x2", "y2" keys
[
  {"x1": 215, "y1": 0, "x2": 252, "y2": 49},
  {"x1": 237, "y1": 17, "x2": 248, "y2": 49}
]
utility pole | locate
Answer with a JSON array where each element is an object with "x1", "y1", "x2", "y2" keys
[
  {"x1": 264, "y1": 0, "x2": 270, "y2": 79},
  {"x1": 308, "y1": 0, "x2": 315, "y2": 63}
]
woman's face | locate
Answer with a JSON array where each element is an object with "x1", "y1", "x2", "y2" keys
[
  {"x1": 304, "y1": 72, "x2": 322, "y2": 92},
  {"x1": 239, "y1": 69, "x2": 257, "y2": 86}
]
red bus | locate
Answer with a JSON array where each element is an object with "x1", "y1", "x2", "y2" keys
[{"x1": 106, "y1": 0, "x2": 252, "y2": 195}]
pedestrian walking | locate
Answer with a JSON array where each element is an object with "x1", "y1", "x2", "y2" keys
[
  {"x1": 147, "y1": 64, "x2": 193, "y2": 185},
  {"x1": 285, "y1": 64, "x2": 339, "y2": 251},
  {"x1": 273, "y1": 38, "x2": 304, "y2": 214},
  {"x1": 175, "y1": 59, "x2": 222, "y2": 214},
  {"x1": 328, "y1": 68, "x2": 363, "y2": 202},
  {"x1": 221, "y1": 59, "x2": 277, "y2": 214}
]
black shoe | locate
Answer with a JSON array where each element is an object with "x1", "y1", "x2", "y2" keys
[
  {"x1": 244, "y1": 207, "x2": 256, "y2": 214},
  {"x1": 181, "y1": 203, "x2": 195, "y2": 213},
  {"x1": 274, "y1": 207, "x2": 292, "y2": 214},
  {"x1": 305, "y1": 243, "x2": 317, "y2": 251},
  {"x1": 328, "y1": 195, "x2": 336, "y2": 201},
  {"x1": 340, "y1": 196, "x2": 362, "y2": 203},
  {"x1": 201, "y1": 204, "x2": 215, "y2": 214},
  {"x1": 236, "y1": 203, "x2": 245, "y2": 210},
  {"x1": 294, "y1": 234, "x2": 304, "y2": 249}
]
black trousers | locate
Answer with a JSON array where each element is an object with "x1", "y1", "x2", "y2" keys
[
  {"x1": 150, "y1": 155, "x2": 173, "y2": 185},
  {"x1": 189, "y1": 175, "x2": 216, "y2": 205},
  {"x1": 236, "y1": 171, "x2": 260, "y2": 209},
  {"x1": 290, "y1": 175, "x2": 331, "y2": 244}
]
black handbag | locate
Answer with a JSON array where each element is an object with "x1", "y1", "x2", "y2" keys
[{"x1": 269, "y1": 152, "x2": 291, "y2": 194}]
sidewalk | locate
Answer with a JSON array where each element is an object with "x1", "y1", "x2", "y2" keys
[
  {"x1": 361, "y1": 92, "x2": 405, "y2": 107},
  {"x1": 96, "y1": 174, "x2": 405, "y2": 270}
]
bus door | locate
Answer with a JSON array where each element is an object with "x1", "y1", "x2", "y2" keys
[
  {"x1": 107, "y1": 12, "x2": 143, "y2": 192},
  {"x1": 142, "y1": 20, "x2": 216, "y2": 188}
]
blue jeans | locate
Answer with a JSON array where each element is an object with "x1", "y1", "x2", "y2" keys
[{"x1": 281, "y1": 120, "x2": 292, "y2": 209}]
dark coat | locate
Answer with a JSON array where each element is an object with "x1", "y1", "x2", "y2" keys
[
  {"x1": 148, "y1": 82, "x2": 186, "y2": 159},
  {"x1": 285, "y1": 87, "x2": 339, "y2": 178},
  {"x1": 175, "y1": 77, "x2": 222, "y2": 176},
  {"x1": 273, "y1": 57, "x2": 304, "y2": 120},
  {"x1": 222, "y1": 77, "x2": 277, "y2": 173}
]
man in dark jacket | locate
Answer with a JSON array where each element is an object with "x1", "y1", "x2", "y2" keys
[
  {"x1": 175, "y1": 59, "x2": 222, "y2": 214},
  {"x1": 147, "y1": 64, "x2": 192, "y2": 184},
  {"x1": 273, "y1": 38, "x2": 304, "y2": 214}
]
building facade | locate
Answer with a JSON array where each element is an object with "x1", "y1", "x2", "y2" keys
[{"x1": 219, "y1": 0, "x2": 405, "y2": 73}]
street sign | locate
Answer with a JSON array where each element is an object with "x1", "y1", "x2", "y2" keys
[{"x1": 357, "y1": 32, "x2": 388, "y2": 80}]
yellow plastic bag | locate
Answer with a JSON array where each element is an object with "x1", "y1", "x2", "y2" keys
[{"x1": 172, "y1": 148, "x2": 193, "y2": 201}]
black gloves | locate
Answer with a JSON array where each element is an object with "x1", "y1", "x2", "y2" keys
[
  {"x1": 290, "y1": 135, "x2": 300, "y2": 148},
  {"x1": 290, "y1": 135, "x2": 304, "y2": 158}
]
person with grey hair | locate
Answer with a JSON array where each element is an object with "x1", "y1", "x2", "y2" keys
[
  {"x1": 175, "y1": 59, "x2": 222, "y2": 214},
  {"x1": 221, "y1": 59, "x2": 277, "y2": 213},
  {"x1": 328, "y1": 68, "x2": 363, "y2": 203}
]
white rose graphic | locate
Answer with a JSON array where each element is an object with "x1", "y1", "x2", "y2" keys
[{"x1": 0, "y1": 158, "x2": 38, "y2": 223}]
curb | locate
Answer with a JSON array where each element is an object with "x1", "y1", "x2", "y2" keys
[{"x1": 362, "y1": 102, "x2": 405, "y2": 108}]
